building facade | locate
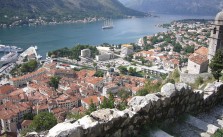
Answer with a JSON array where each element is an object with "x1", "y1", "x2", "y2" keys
[
  {"x1": 208, "y1": 10, "x2": 223, "y2": 61},
  {"x1": 120, "y1": 44, "x2": 133, "y2": 58},
  {"x1": 81, "y1": 49, "x2": 91, "y2": 58},
  {"x1": 187, "y1": 47, "x2": 208, "y2": 74}
]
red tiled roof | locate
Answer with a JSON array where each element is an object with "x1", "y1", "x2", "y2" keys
[
  {"x1": 189, "y1": 54, "x2": 208, "y2": 65},
  {"x1": 0, "y1": 85, "x2": 15, "y2": 94},
  {"x1": 195, "y1": 47, "x2": 208, "y2": 56},
  {"x1": 170, "y1": 59, "x2": 179, "y2": 65},
  {"x1": 85, "y1": 77, "x2": 103, "y2": 85},
  {"x1": 11, "y1": 68, "x2": 46, "y2": 81},
  {"x1": 71, "y1": 106, "x2": 86, "y2": 114},
  {"x1": 189, "y1": 46, "x2": 208, "y2": 65},
  {"x1": 82, "y1": 96, "x2": 100, "y2": 105},
  {"x1": 21, "y1": 120, "x2": 32, "y2": 127}
]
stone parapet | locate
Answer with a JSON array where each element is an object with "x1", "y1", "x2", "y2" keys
[
  {"x1": 47, "y1": 82, "x2": 223, "y2": 137},
  {"x1": 180, "y1": 72, "x2": 212, "y2": 84}
]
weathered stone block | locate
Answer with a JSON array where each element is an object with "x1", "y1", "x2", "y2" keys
[
  {"x1": 175, "y1": 83, "x2": 191, "y2": 95},
  {"x1": 161, "y1": 83, "x2": 176, "y2": 97}
]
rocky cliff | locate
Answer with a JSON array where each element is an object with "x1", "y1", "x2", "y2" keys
[{"x1": 47, "y1": 82, "x2": 223, "y2": 137}]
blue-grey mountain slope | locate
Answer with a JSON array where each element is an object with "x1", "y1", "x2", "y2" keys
[{"x1": 119, "y1": 0, "x2": 223, "y2": 15}]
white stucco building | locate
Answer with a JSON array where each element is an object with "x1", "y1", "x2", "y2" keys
[
  {"x1": 187, "y1": 47, "x2": 208, "y2": 74},
  {"x1": 120, "y1": 44, "x2": 133, "y2": 58},
  {"x1": 81, "y1": 49, "x2": 91, "y2": 58}
]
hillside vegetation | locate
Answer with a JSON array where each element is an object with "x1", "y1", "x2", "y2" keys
[{"x1": 0, "y1": 0, "x2": 145, "y2": 25}]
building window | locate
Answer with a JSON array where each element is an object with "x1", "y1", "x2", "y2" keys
[{"x1": 213, "y1": 27, "x2": 216, "y2": 34}]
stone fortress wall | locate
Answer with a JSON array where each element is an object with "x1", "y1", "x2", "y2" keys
[
  {"x1": 180, "y1": 72, "x2": 212, "y2": 84},
  {"x1": 47, "y1": 82, "x2": 223, "y2": 137}
]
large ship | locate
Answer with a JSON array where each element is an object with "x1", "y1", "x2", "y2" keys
[
  {"x1": 0, "y1": 52, "x2": 18, "y2": 67},
  {"x1": 102, "y1": 19, "x2": 114, "y2": 29},
  {"x1": 0, "y1": 44, "x2": 23, "y2": 53}
]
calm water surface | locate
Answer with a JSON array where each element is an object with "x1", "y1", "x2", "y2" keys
[{"x1": 0, "y1": 14, "x2": 213, "y2": 58}]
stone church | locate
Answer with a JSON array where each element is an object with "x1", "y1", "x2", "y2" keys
[
  {"x1": 208, "y1": 10, "x2": 223, "y2": 61},
  {"x1": 187, "y1": 10, "x2": 223, "y2": 74}
]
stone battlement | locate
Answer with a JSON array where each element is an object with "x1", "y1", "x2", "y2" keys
[{"x1": 47, "y1": 82, "x2": 223, "y2": 137}]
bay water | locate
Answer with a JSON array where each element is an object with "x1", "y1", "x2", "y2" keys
[{"x1": 0, "y1": 14, "x2": 213, "y2": 58}]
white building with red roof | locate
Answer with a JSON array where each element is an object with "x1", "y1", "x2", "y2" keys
[{"x1": 187, "y1": 46, "x2": 209, "y2": 74}]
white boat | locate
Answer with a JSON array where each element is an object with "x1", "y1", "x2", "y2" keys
[
  {"x1": 34, "y1": 45, "x2": 38, "y2": 50},
  {"x1": 37, "y1": 54, "x2": 42, "y2": 60},
  {"x1": 0, "y1": 44, "x2": 23, "y2": 53},
  {"x1": 0, "y1": 52, "x2": 18, "y2": 67},
  {"x1": 102, "y1": 19, "x2": 114, "y2": 29}
]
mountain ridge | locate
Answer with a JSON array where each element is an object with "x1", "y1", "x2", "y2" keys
[
  {"x1": 0, "y1": 0, "x2": 145, "y2": 26},
  {"x1": 119, "y1": 0, "x2": 223, "y2": 15}
]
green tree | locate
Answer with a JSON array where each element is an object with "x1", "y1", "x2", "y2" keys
[
  {"x1": 173, "y1": 43, "x2": 182, "y2": 53},
  {"x1": 136, "y1": 88, "x2": 148, "y2": 96},
  {"x1": 117, "y1": 89, "x2": 131, "y2": 102},
  {"x1": 31, "y1": 112, "x2": 57, "y2": 131},
  {"x1": 209, "y1": 50, "x2": 223, "y2": 82},
  {"x1": 143, "y1": 36, "x2": 148, "y2": 46},
  {"x1": 49, "y1": 45, "x2": 99, "y2": 60},
  {"x1": 118, "y1": 66, "x2": 128, "y2": 74},
  {"x1": 106, "y1": 63, "x2": 111, "y2": 68},
  {"x1": 100, "y1": 94, "x2": 115, "y2": 109},
  {"x1": 21, "y1": 60, "x2": 38, "y2": 73},
  {"x1": 184, "y1": 45, "x2": 194, "y2": 53},
  {"x1": 73, "y1": 68, "x2": 81, "y2": 71},
  {"x1": 49, "y1": 76, "x2": 61, "y2": 90},
  {"x1": 144, "y1": 80, "x2": 162, "y2": 93},
  {"x1": 86, "y1": 99, "x2": 97, "y2": 115},
  {"x1": 128, "y1": 67, "x2": 137, "y2": 76},
  {"x1": 93, "y1": 62, "x2": 97, "y2": 68},
  {"x1": 172, "y1": 69, "x2": 180, "y2": 79},
  {"x1": 140, "y1": 57, "x2": 147, "y2": 65},
  {"x1": 23, "y1": 113, "x2": 35, "y2": 120},
  {"x1": 94, "y1": 70, "x2": 104, "y2": 77},
  {"x1": 116, "y1": 102, "x2": 127, "y2": 111}
]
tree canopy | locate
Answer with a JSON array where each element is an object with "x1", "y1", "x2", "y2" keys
[
  {"x1": 86, "y1": 99, "x2": 97, "y2": 115},
  {"x1": 49, "y1": 76, "x2": 61, "y2": 90},
  {"x1": 209, "y1": 50, "x2": 223, "y2": 82},
  {"x1": 118, "y1": 66, "x2": 128, "y2": 75},
  {"x1": 94, "y1": 70, "x2": 104, "y2": 77},
  {"x1": 31, "y1": 112, "x2": 57, "y2": 131},
  {"x1": 100, "y1": 94, "x2": 115, "y2": 109},
  {"x1": 48, "y1": 45, "x2": 99, "y2": 61},
  {"x1": 136, "y1": 88, "x2": 148, "y2": 96},
  {"x1": 21, "y1": 60, "x2": 38, "y2": 73}
]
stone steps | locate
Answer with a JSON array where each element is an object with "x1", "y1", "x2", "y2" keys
[
  {"x1": 158, "y1": 105, "x2": 223, "y2": 137},
  {"x1": 149, "y1": 128, "x2": 173, "y2": 137},
  {"x1": 167, "y1": 121, "x2": 207, "y2": 137},
  {"x1": 185, "y1": 115, "x2": 219, "y2": 135},
  {"x1": 195, "y1": 105, "x2": 223, "y2": 128}
]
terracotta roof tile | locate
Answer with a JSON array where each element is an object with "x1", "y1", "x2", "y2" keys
[
  {"x1": 189, "y1": 54, "x2": 208, "y2": 65},
  {"x1": 21, "y1": 120, "x2": 32, "y2": 127},
  {"x1": 0, "y1": 85, "x2": 15, "y2": 94},
  {"x1": 195, "y1": 46, "x2": 208, "y2": 56},
  {"x1": 81, "y1": 95, "x2": 102, "y2": 105}
]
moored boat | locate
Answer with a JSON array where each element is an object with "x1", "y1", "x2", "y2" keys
[
  {"x1": 0, "y1": 52, "x2": 18, "y2": 67},
  {"x1": 0, "y1": 44, "x2": 23, "y2": 53},
  {"x1": 102, "y1": 19, "x2": 114, "y2": 29}
]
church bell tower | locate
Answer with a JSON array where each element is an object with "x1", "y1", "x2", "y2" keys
[{"x1": 208, "y1": 10, "x2": 223, "y2": 61}]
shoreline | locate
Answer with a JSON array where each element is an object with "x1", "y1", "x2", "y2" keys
[{"x1": 0, "y1": 15, "x2": 150, "y2": 29}]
